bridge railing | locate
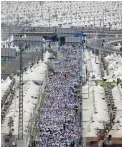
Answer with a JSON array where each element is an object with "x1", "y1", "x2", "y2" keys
[{"x1": 2, "y1": 25, "x2": 122, "y2": 34}]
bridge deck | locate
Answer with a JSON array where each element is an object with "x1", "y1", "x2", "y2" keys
[{"x1": 87, "y1": 38, "x2": 122, "y2": 54}]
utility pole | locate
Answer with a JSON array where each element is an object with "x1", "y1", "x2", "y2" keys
[
  {"x1": 8, "y1": 117, "x2": 14, "y2": 147},
  {"x1": 96, "y1": 127, "x2": 100, "y2": 147},
  {"x1": 70, "y1": 1, "x2": 73, "y2": 26},
  {"x1": 18, "y1": 44, "x2": 24, "y2": 145},
  {"x1": 88, "y1": 72, "x2": 90, "y2": 99},
  {"x1": 118, "y1": 1, "x2": 120, "y2": 22},
  {"x1": 90, "y1": 2, "x2": 91, "y2": 16},
  {"x1": 40, "y1": 1, "x2": 43, "y2": 20},
  {"x1": 100, "y1": 19, "x2": 102, "y2": 28},
  {"x1": 7, "y1": 3, "x2": 11, "y2": 48},
  {"x1": 103, "y1": 9, "x2": 105, "y2": 32},
  {"x1": 48, "y1": 7, "x2": 51, "y2": 30},
  {"x1": 55, "y1": 9, "x2": 58, "y2": 21},
  {"x1": 94, "y1": 17, "x2": 95, "y2": 29},
  {"x1": 8, "y1": 25, "x2": 11, "y2": 48},
  {"x1": 121, "y1": 14, "x2": 122, "y2": 29},
  {"x1": 95, "y1": 29, "x2": 97, "y2": 63}
]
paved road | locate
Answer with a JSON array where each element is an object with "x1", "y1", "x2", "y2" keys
[
  {"x1": 87, "y1": 38, "x2": 122, "y2": 55},
  {"x1": 1, "y1": 51, "x2": 42, "y2": 80}
]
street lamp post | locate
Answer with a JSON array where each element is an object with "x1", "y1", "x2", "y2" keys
[
  {"x1": 70, "y1": 1, "x2": 73, "y2": 26},
  {"x1": 102, "y1": 8, "x2": 109, "y2": 32},
  {"x1": 103, "y1": 9, "x2": 105, "y2": 32},
  {"x1": 121, "y1": 14, "x2": 122, "y2": 29},
  {"x1": 100, "y1": 19, "x2": 102, "y2": 28},
  {"x1": 8, "y1": 117, "x2": 14, "y2": 147},
  {"x1": 48, "y1": 7, "x2": 51, "y2": 30},
  {"x1": 94, "y1": 17, "x2": 95, "y2": 29}
]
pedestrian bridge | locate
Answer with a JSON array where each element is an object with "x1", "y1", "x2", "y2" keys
[{"x1": 87, "y1": 37, "x2": 122, "y2": 54}]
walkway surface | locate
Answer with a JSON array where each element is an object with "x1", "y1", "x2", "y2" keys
[
  {"x1": 87, "y1": 37, "x2": 122, "y2": 54},
  {"x1": 36, "y1": 45, "x2": 83, "y2": 146}
]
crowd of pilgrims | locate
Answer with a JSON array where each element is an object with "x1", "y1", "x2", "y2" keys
[{"x1": 35, "y1": 45, "x2": 83, "y2": 147}]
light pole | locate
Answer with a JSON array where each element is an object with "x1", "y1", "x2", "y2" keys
[
  {"x1": 118, "y1": 1, "x2": 120, "y2": 23},
  {"x1": 70, "y1": 1, "x2": 73, "y2": 26},
  {"x1": 100, "y1": 19, "x2": 102, "y2": 28},
  {"x1": 94, "y1": 17, "x2": 95, "y2": 29},
  {"x1": 16, "y1": 44, "x2": 24, "y2": 147},
  {"x1": 102, "y1": 8, "x2": 109, "y2": 32},
  {"x1": 115, "y1": 22, "x2": 117, "y2": 30},
  {"x1": 121, "y1": 14, "x2": 122, "y2": 29},
  {"x1": 48, "y1": 7, "x2": 51, "y2": 30},
  {"x1": 40, "y1": 2, "x2": 43, "y2": 20},
  {"x1": 103, "y1": 9, "x2": 105, "y2": 32},
  {"x1": 8, "y1": 117, "x2": 14, "y2": 147}
]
